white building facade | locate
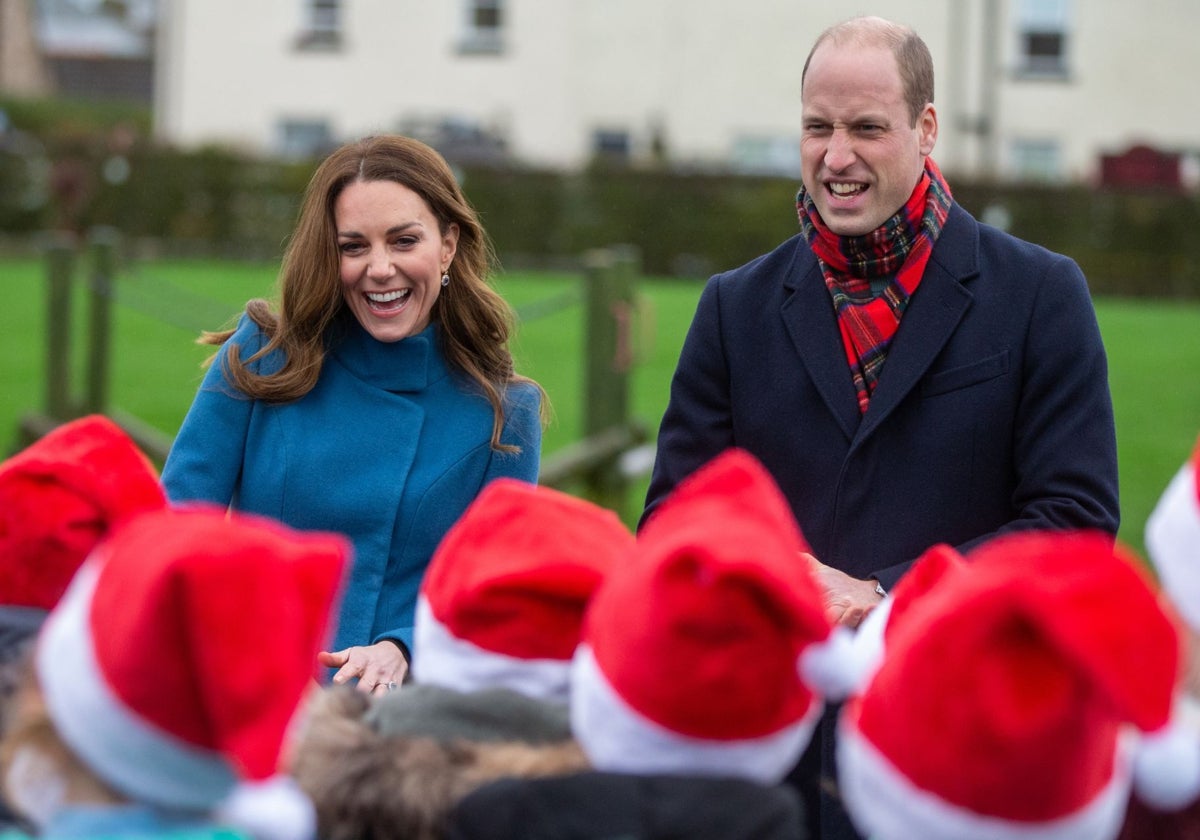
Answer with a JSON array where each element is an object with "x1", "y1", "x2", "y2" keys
[{"x1": 153, "y1": 0, "x2": 1200, "y2": 183}]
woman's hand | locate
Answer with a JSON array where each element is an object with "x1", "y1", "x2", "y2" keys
[{"x1": 318, "y1": 641, "x2": 409, "y2": 696}]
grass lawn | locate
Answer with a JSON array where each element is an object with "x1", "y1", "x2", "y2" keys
[
  {"x1": 1099, "y1": 299, "x2": 1200, "y2": 553},
  {"x1": 2, "y1": 253, "x2": 1197, "y2": 555}
]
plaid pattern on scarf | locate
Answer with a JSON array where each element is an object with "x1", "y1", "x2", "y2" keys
[{"x1": 796, "y1": 158, "x2": 953, "y2": 414}]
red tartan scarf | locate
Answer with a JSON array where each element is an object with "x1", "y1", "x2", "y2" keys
[{"x1": 796, "y1": 158, "x2": 953, "y2": 414}]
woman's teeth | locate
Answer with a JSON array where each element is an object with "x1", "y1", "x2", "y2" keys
[
  {"x1": 366, "y1": 289, "x2": 411, "y2": 308},
  {"x1": 367, "y1": 289, "x2": 409, "y2": 302}
]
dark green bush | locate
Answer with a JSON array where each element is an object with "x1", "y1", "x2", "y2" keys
[{"x1": 952, "y1": 183, "x2": 1200, "y2": 299}]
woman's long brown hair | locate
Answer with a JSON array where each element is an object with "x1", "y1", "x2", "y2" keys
[{"x1": 202, "y1": 135, "x2": 544, "y2": 451}]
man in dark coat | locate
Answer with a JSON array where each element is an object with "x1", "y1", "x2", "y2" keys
[{"x1": 642, "y1": 15, "x2": 1119, "y2": 840}]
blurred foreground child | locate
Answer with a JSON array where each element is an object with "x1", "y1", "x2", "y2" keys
[
  {"x1": 0, "y1": 416, "x2": 165, "y2": 830},
  {"x1": 1119, "y1": 436, "x2": 1200, "y2": 838},
  {"x1": 1, "y1": 507, "x2": 348, "y2": 840},
  {"x1": 290, "y1": 479, "x2": 632, "y2": 840},
  {"x1": 448, "y1": 449, "x2": 852, "y2": 839},
  {"x1": 837, "y1": 530, "x2": 1200, "y2": 840}
]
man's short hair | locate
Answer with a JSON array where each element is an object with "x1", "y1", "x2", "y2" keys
[{"x1": 801, "y1": 16, "x2": 935, "y2": 126}]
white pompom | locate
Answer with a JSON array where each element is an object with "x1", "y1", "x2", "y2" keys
[
  {"x1": 215, "y1": 775, "x2": 316, "y2": 840},
  {"x1": 800, "y1": 624, "x2": 877, "y2": 702},
  {"x1": 1133, "y1": 721, "x2": 1200, "y2": 811},
  {"x1": 851, "y1": 598, "x2": 892, "y2": 678}
]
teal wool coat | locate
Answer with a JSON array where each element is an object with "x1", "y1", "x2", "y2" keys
[{"x1": 161, "y1": 313, "x2": 542, "y2": 658}]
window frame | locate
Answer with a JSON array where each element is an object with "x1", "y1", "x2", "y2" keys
[
  {"x1": 295, "y1": 0, "x2": 343, "y2": 51},
  {"x1": 1013, "y1": 0, "x2": 1071, "y2": 79},
  {"x1": 457, "y1": 0, "x2": 506, "y2": 56}
]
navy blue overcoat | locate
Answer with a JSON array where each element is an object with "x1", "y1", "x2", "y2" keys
[{"x1": 644, "y1": 202, "x2": 1120, "y2": 590}]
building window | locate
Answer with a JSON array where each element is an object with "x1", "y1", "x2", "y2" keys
[
  {"x1": 396, "y1": 115, "x2": 509, "y2": 166},
  {"x1": 297, "y1": 0, "x2": 342, "y2": 50},
  {"x1": 591, "y1": 129, "x2": 631, "y2": 164},
  {"x1": 1010, "y1": 138, "x2": 1063, "y2": 182},
  {"x1": 1015, "y1": 0, "x2": 1070, "y2": 77},
  {"x1": 458, "y1": 0, "x2": 505, "y2": 55},
  {"x1": 276, "y1": 119, "x2": 334, "y2": 161},
  {"x1": 731, "y1": 135, "x2": 802, "y2": 176}
]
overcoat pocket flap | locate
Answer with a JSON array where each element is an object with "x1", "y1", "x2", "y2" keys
[{"x1": 921, "y1": 350, "x2": 1010, "y2": 397}]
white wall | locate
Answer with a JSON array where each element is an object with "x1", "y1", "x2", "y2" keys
[{"x1": 154, "y1": 0, "x2": 1200, "y2": 182}]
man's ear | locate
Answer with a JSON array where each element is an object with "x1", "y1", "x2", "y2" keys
[{"x1": 917, "y1": 103, "x2": 938, "y2": 156}]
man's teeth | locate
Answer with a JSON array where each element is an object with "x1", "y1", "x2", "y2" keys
[
  {"x1": 367, "y1": 289, "x2": 410, "y2": 303},
  {"x1": 830, "y1": 182, "x2": 866, "y2": 196}
]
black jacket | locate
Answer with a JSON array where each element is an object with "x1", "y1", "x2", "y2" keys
[{"x1": 445, "y1": 771, "x2": 806, "y2": 840}]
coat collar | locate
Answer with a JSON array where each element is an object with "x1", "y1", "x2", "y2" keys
[
  {"x1": 329, "y1": 314, "x2": 448, "y2": 393},
  {"x1": 40, "y1": 804, "x2": 215, "y2": 839},
  {"x1": 781, "y1": 203, "x2": 979, "y2": 444}
]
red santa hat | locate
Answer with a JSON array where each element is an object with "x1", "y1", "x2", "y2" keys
[
  {"x1": 412, "y1": 478, "x2": 634, "y2": 701},
  {"x1": 837, "y1": 530, "x2": 1200, "y2": 840},
  {"x1": 0, "y1": 415, "x2": 166, "y2": 612},
  {"x1": 1146, "y1": 435, "x2": 1200, "y2": 631},
  {"x1": 36, "y1": 505, "x2": 349, "y2": 840},
  {"x1": 571, "y1": 448, "x2": 844, "y2": 784},
  {"x1": 837, "y1": 542, "x2": 972, "y2": 693}
]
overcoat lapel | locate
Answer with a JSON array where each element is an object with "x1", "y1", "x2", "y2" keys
[
  {"x1": 854, "y1": 205, "x2": 979, "y2": 447},
  {"x1": 779, "y1": 204, "x2": 980, "y2": 449},
  {"x1": 781, "y1": 254, "x2": 861, "y2": 442}
]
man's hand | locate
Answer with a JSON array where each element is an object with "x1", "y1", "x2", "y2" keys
[{"x1": 802, "y1": 552, "x2": 884, "y2": 628}]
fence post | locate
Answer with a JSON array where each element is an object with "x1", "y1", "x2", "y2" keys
[
  {"x1": 17, "y1": 227, "x2": 177, "y2": 461},
  {"x1": 43, "y1": 232, "x2": 75, "y2": 421},
  {"x1": 83, "y1": 226, "x2": 119, "y2": 415},
  {"x1": 581, "y1": 244, "x2": 640, "y2": 513}
]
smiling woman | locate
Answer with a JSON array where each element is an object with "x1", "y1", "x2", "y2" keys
[
  {"x1": 335, "y1": 179, "x2": 458, "y2": 344},
  {"x1": 160, "y1": 135, "x2": 546, "y2": 694}
]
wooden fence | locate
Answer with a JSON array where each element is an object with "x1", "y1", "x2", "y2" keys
[
  {"x1": 538, "y1": 244, "x2": 650, "y2": 513},
  {"x1": 18, "y1": 227, "x2": 175, "y2": 458}
]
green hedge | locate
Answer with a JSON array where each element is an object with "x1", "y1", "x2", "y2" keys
[
  {"x1": 950, "y1": 183, "x2": 1200, "y2": 299},
  {"x1": 2, "y1": 99, "x2": 1197, "y2": 295}
]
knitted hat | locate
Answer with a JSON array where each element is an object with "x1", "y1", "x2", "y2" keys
[
  {"x1": 413, "y1": 478, "x2": 634, "y2": 702},
  {"x1": 36, "y1": 506, "x2": 350, "y2": 839},
  {"x1": 838, "y1": 530, "x2": 1200, "y2": 840},
  {"x1": 571, "y1": 448, "x2": 844, "y2": 785},
  {"x1": 1146, "y1": 435, "x2": 1200, "y2": 631},
  {"x1": 0, "y1": 415, "x2": 166, "y2": 611}
]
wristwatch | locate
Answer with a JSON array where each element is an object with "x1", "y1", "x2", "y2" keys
[{"x1": 872, "y1": 579, "x2": 887, "y2": 598}]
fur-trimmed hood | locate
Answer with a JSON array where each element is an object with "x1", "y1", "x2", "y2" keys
[{"x1": 288, "y1": 686, "x2": 587, "y2": 840}]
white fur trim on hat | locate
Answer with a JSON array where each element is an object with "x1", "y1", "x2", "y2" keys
[
  {"x1": 1147, "y1": 460, "x2": 1200, "y2": 631},
  {"x1": 1133, "y1": 714, "x2": 1200, "y2": 811},
  {"x1": 837, "y1": 719, "x2": 1134, "y2": 840},
  {"x1": 37, "y1": 561, "x2": 235, "y2": 810},
  {"x1": 215, "y1": 775, "x2": 316, "y2": 840},
  {"x1": 570, "y1": 645, "x2": 819, "y2": 785},
  {"x1": 800, "y1": 607, "x2": 891, "y2": 702},
  {"x1": 412, "y1": 597, "x2": 572, "y2": 703}
]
